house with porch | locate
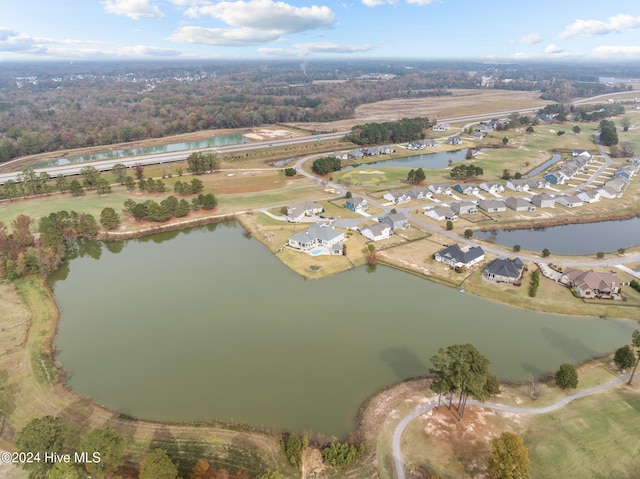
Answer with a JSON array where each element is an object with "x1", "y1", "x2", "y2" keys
[
  {"x1": 347, "y1": 149, "x2": 364, "y2": 159},
  {"x1": 345, "y1": 196, "x2": 368, "y2": 213},
  {"x1": 450, "y1": 201, "x2": 478, "y2": 215},
  {"x1": 576, "y1": 190, "x2": 601, "y2": 203},
  {"x1": 604, "y1": 177, "x2": 630, "y2": 194},
  {"x1": 560, "y1": 268, "x2": 619, "y2": 299},
  {"x1": 453, "y1": 183, "x2": 479, "y2": 195},
  {"x1": 434, "y1": 244, "x2": 485, "y2": 269},
  {"x1": 429, "y1": 183, "x2": 452, "y2": 195},
  {"x1": 555, "y1": 195, "x2": 584, "y2": 208},
  {"x1": 425, "y1": 206, "x2": 458, "y2": 222},
  {"x1": 433, "y1": 122, "x2": 451, "y2": 131},
  {"x1": 526, "y1": 179, "x2": 550, "y2": 190},
  {"x1": 483, "y1": 257, "x2": 525, "y2": 284},
  {"x1": 287, "y1": 223, "x2": 345, "y2": 255},
  {"x1": 383, "y1": 190, "x2": 411, "y2": 204},
  {"x1": 505, "y1": 197, "x2": 535, "y2": 212},
  {"x1": 360, "y1": 223, "x2": 392, "y2": 242},
  {"x1": 287, "y1": 201, "x2": 323, "y2": 223},
  {"x1": 597, "y1": 186, "x2": 621, "y2": 199},
  {"x1": 506, "y1": 179, "x2": 530, "y2": 192},
  {"x1": 406, "y1": 187, "x2": 430, "y2": 200},
  {"x1": 478, "y1": 199, "x2": 506, "y2": 212},
  {"x1": 479, "y1": 181, "x2": 505, "y2": 194},
  {"x1": 447, "y1": 135, "x2": 463, "y2": 145},
  {"x1": 380, "y1": 213, "x2": 409, "y2": 230}
]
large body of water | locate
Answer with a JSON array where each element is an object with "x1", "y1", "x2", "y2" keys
[
  {"x1": 32, "y1": 132, "x2": 250, "y2": 169},
  {"x1": 475, "y1": 217, "x2": 640, "y2": 255},
  {"x1": 50, "y1": 223, "x2": 637, "y2": 437}
]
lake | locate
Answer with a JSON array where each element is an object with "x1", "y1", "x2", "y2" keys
[
  {"x1": 343, "y1": 149, "x2": 475, "y2": 170},
  {"x1": 50, "y1": 223, "x2": 636, "y2": 437},
  {"x1": 475, "y1": 217, "x2": 640, "y2": 255}
]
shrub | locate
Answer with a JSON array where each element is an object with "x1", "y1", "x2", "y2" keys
[
  {"x1": 529, "y1": 270, "x2": 540, "y2": 297},
  {"x1": 555, "y1": 363, "x2": 578, "y2": 390},
  {"x1": 283, "y1": 434, "x2": 307, "y2": 468}
]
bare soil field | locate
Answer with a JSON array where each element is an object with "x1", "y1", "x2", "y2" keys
[{"x1": 292, "y1": 90, "x2": 555, "y2": 132}]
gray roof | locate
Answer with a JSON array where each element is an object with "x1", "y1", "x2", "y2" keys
[
  {"x1": 437, "y1": 244, "x2": 484, "y2": 264},
  {"x1": 347, "y1": 196, "x2": 366, "y2": 205},
  {"x1": 505, "y1": 197, "x2": 531, "y2": 209},
  {"x1": 362, "y1": 223, "x2": 390, "y2": 237},
  {"x1": 485, "y1": 257, "x2": 524, "y2": 279},
  {"x1": 289, "y1": 223, "x2": 343, "y2": 244}
]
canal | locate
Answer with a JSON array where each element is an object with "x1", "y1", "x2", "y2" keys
[{"x1": 51, "y1": 222, "x2": 636, "y2": 437}]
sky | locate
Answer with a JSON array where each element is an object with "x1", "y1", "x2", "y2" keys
[{"x1": 1, "y1": 0, "x2": 640, "y2": 61}]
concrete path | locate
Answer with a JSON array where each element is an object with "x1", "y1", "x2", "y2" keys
[{"x1": 392, "y1": 374, "x2": 632, "y2": 479}]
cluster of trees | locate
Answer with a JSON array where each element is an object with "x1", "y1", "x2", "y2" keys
[
  {"x1": 311, "y1": 156, "x2": 342, "y2": 175},
  {"x1": 174, "y1": 178, "x2": 205, "y2": 195},
  {"x1": 189, "y1": 459, "x2": 254, "y2": 479},
  {"x1": 598, "y1": 120, "x2": 619, "y2": 146},
  {"x1": 186, "y1": 151, "x2": 220, "y2": 174},
  {"x1": 450, "y1": 164, "x2": 483, "y2": 180},
  {"x1": 0, "y1": 210, "x2": 101, "y2": 280},
  {"x1": 630, "y1": 279, "x2": 640, "y2": 293},
  {"x1": 16, "y1": 416, "x2": 125, "y2": 479},
  {"x1": 406, "y1": 168, "x2": 426, "y2": 184},
  {"x1": 429, "y1": 344, "x2": 498, "y2": 421},
  {"x1": 321, "y1": 442, "x2": 365, "y2": 467},
  {"x1": 346, "y1": 117, "x2": 430, "y2": 145},
  {"x1": 282, "y1": 433, "x2": 308, "y2": 468},
  {"x1": 486, "y1": 432, "x2": 531, "y2": 479},
  {"x1": 614, "y1": 330, "x2": 640, "y2": 385},
  {"x1": 124, "y1": 193, "x2": 216, "y2": 222}
]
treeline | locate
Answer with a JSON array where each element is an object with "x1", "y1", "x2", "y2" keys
[
  {"x1": 450, "y1": 164, "x2": 483, "y2": 179},
  {"x1": 0, "y1": 211, "x2": 98, "y2": 280},
  {"x1": 346, "y1": 117, "x2": 430, "y2": 145},
  {"x1": 124, "y1": 194, "x2": 218, "y2": 222},
  {"x1": 282, "y1": 433, "x2": 365, "y2": 470}
]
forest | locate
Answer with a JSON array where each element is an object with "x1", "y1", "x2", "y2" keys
[{"x1": 0, "y1": 59, "x2": 635, "y2": 163}]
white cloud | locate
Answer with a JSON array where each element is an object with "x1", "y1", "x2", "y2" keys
[
  {"x1": 516, "y1": 33, "x2": 542, "y2": 45},
  {"x1": 258, "y1": 41, "x2": 372, "y2": 56},
  {"x1": 102, "y1": 0, "x2": 164, "y2": 20},
  {"x1": 169, "y1": 26, "x2": 280, "y2": 46},
  {"x1": 406, "y1": 0, "x2": 436, "y2": 5},
  {"x1": 545, "y1": 44, "x2": 563, "y2": 54},
  {"x1": 186, "y1": 0, "x2": 334, "y2": 32},
  {"x1": 362, "y1": 0, "x2": 394, "y2": 6},
  {"x1": 118, "y1": 45, "x2": 182, "y2": 56},
  {"x1": 0, "y1": 28, "x2": 47, "y2": 54},
  {"x1": 593, "y1": 45, "x2": 640, "y2": 57},
  {"x1": 559, "y1": 14, "x2": 640, "y2": 39}
]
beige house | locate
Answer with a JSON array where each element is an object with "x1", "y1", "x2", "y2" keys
[{"x1": 560, "y1": 268, "x2": 620, "y2": 299}]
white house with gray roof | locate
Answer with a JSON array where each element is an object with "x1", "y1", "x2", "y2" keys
[
  {"x1": 450, "y1": 201, "x2": 478, "y2": 215},
  {"x1": 287, "y1": 201, "x2": 323, "y2": 223},
  {"x1": 434, "y1": 244, "x2": 485, "y2": 269},
  {"x1": 429, "y1": 183, "x2": 452, "y2": 195},
  {"x1": 478, "y1": 199, "x2": 506, "y2": 212},
  {"x1": 383, "y1": 190, "x2": 411, "y2": 204},
  {"x1": 288, "y1": 223, "x2": 345, "y2": 255},
  {"x1": 360, "y1": 223, "x2": 392, "y2": 242},
  {"x1": 425, "y1": 206, "x2": 458, "y2": 221},
  {"x1": 345, "y1": 196, "x2": 368, "y2": 213},
  {"x1": 556, "y1": 195, "x2": 584, "y2": 208},
  {"x1": 380, "y1": 213, "x2": 409, "y2": 230},
  {"x1": 505, "y1": 197, "x2": 535, "y2": 212},
  {"x1": 479, "y1": 181, "x2": 504, "y2": 194},
  {"x1": 597, "y1": 187, "x2": 620, "y2": 199},
  {"x1": 506, "y1": 179, "x2": 530, "y2": 192},
  {"x1": 531, "y1": 193, "x2": 555, "y2": 208},
  {"x1": 576, "y1": 190, "x2": 601, "y2": 203}
]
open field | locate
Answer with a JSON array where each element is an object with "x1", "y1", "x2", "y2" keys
[{"x1": 292, "y1": 89, "x2": 555, "y2": 132}]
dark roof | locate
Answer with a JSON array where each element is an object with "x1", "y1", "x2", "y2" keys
[
  {"x1": 437, "y1": 244, "x2": 484, "y2": 264},
  {"x1": 485, "y1": 257, "x2": 524, "y2": 279}
]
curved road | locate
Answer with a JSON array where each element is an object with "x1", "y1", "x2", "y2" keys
[{"x1": 392, "y1": 373, "x2": 632, "y2": 479}]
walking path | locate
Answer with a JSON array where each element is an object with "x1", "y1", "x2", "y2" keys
[{"x1": 392, "y1": 374, "x2": 632, "y2": 479}]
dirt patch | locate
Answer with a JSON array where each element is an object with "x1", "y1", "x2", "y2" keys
[{"x1": 301, "y1": 447, "x2": 326, "y2": 479}]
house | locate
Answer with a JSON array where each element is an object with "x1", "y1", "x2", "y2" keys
[
  {"x1": 429, "y1": 183, "x2": 452, "y2": 195},
  {"x1": 555, "y1": 195, "x2": 584, "y2": 208},
  {"x1": 360, "y1": 223, "x2": 392, "y2": 242},
  {"x1": 453, "y1": 183, "x2": 479, "y2": 195},
  {"x1": 347, "y1": 149, "x2": 364, "y2": 159},
  {"x1": 478, "y1": 199, "x2": 506, "y2": 212},
  {"x1": 572, "y1": 149, "x2": 592, "y2": 159},
  {"x1": 286, "y1": 201, "x2": 323, "y2": 223},
  {"x1": 613, "y1": 164, "x2": 637, "y2": 180},
  {"x1": 288, "y1": 223, "x2": 345, "y2": 254},
  {"x1": 363, "y1": 146, "x2": 381, "y2": 156},
  {"x1": 345, "y1": 196, "x2": 368, "y2": 213},
  {"x1": 479, "y1": 182, "x2": 504, "y2": 194},
  {"x1": 450, "y1": 201, "x2": 478, "y2": 215},
  {"x1": 530, "y1": 193, "x2": 555, "y2": 208},
  {"x1": 380, "y1": 213, "x2": 409, "y2": 230},
  {"x1": 383, "y1": 190, "x2": 411, "y2": 204},
  {"x1": 478, "y1": 124, "x2": 493, "y2": 134},
  {"x1": 630, "y1": 157, "x2": 640, "y2": 165},
  {"x1": 433, "y1": 122, "x2": 451, "y2": 131},
  {"x1": 545, "y1": 171, "x2": 567, "y2": 185},
  {"x1": 423, "y1": 139, "x2": 438, "y2": 148},
  {"x1": 526, "y1": 179, "x2": 550, "y2": 190},
  {"x1": 506, "y1": 179, "x2": 530, "y2": 192},
  {"x1": 576, "y1": 190, "x2": 601, "y2": 203},
  {"x1": 604, "y1": 177, "x2": 630, "y2": 194},
  {"x1": 483, "y1": 257, "x2": 525, "y2": 284},
  {"x1": 406, "y1": 188, "x2": 430, "y2": 200},
  {"x1": 425, "y1": 207, "x2": 458, "y2": 222},
  {"x1": 560, "y1": 268, "x2": 619, "y2": 299},
  {"x1": 470, "y1": 132, "x2": 484, "y2": 140},
  {"x1": 379, "y1": 145, "x2": 395, "y2": 155},
  {"x1": 597, "y1": 187, "x2": 621, "y2": 199},
  {"x1": 447, "y1": 135, "x2": 463, "y2": 145},
  {"x1": 505, "y1": 197, "x2": 535, "y2": 212},
  {"x1": 434, "y1": 243, "x2": 485, "y2": 269},
  {"x1": 407, "y1": 141, "x2": 425, "y2": 151}
]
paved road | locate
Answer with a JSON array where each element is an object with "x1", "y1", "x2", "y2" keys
[{"x1": 392, "y1": 374, "x2": 632, "y2": 479}]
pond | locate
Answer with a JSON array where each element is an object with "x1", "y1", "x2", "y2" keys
[
  {"x1": 31, "y1": 132, "x2": 250, "y2": 169},
  {"x1": 475, "y1": 217, "x2": 640, "y2": 255},
  {"x1": 343, "y1": 148, "x2": 476, "y2": 170},
  {"x1": 50, "y1": 223, "x2": 636, "y2": 437}
]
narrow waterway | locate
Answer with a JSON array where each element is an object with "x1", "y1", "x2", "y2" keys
[{"x1": 50, "y1": 223, "x2": 636, "y2": 437}]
